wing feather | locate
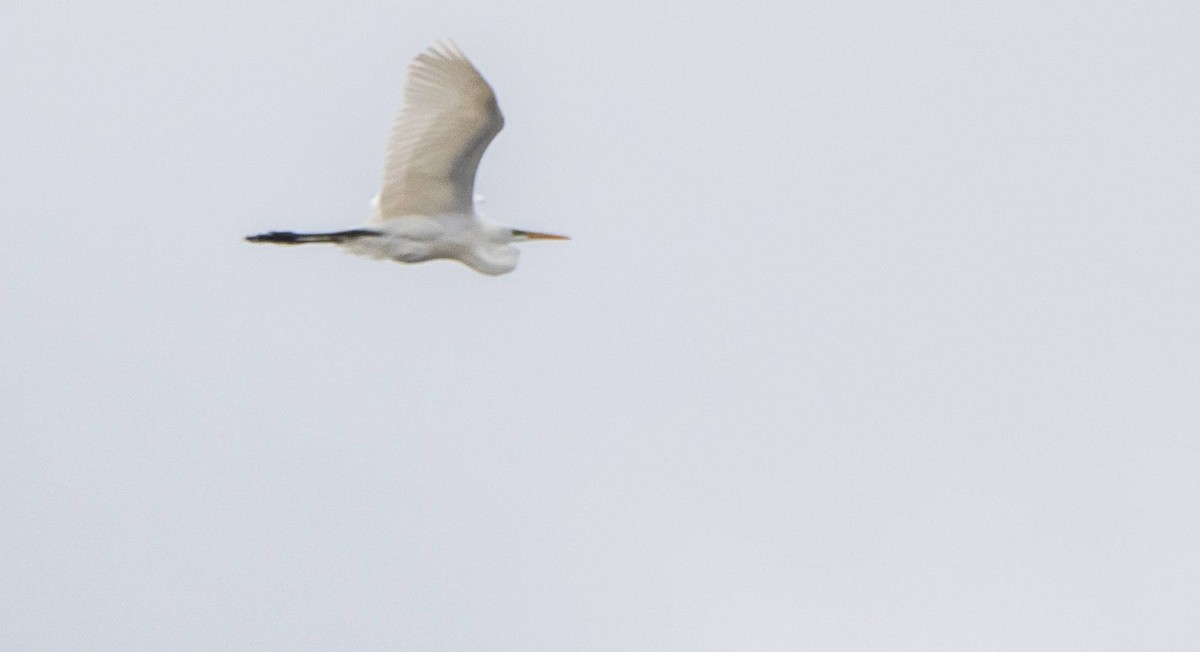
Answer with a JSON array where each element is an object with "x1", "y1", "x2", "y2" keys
[{"x1": 375, "y1": 41, "x2": 504, "y2": 220}]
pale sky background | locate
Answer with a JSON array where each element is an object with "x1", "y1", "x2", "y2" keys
[{"x1": 2, "y1": 1, "x2": 1198, "y2": 649}]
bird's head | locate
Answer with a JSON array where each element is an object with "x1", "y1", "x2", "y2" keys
[{"x1": 468, "y1": 226, "x2": 568, "y2": 275}]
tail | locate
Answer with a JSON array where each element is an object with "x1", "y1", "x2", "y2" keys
[{"x1": 245, "y1": 229, "x2": 381, "y2": 245}]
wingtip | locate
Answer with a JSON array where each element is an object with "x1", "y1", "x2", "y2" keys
[{"x1": 426, "y1": 38, "x2": 466, "y2": 61}]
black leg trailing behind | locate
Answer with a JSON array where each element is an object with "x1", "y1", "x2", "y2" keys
[{"x1": 245, "y1": 229, "x2": 382, "y2": 244}]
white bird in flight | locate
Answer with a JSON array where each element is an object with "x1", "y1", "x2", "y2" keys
[{"x1": 247, "y1": 41, "x2": 567, "y2": 275}]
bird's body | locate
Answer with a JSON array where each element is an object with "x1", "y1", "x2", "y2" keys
[
  {"x1": 343, "y1": 210, "x2": 522, "y2": 276},
  {"x1": 247, "y1": 41, "x2": 566, "y2": 275}
]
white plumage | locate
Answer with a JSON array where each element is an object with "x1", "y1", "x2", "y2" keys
[
  {"x1": 248, "y1": 41, "x2": 567, "y2": 276},
  {"x1": 377, "y1": 41, "x2": 504, "y2": 220}
]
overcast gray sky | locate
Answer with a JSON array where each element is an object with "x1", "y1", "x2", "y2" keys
[{"x1": 2, "y1": 1, "x2": 1198, "y2": 649}]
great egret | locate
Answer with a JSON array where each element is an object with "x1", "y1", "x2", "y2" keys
[{"x1": 247, "y1": 41, "x2": 567, "y2": 275}]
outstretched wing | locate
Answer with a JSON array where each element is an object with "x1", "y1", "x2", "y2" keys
[{"x1": 375, "y1": 41, "x2": 504, "y2": 220}]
